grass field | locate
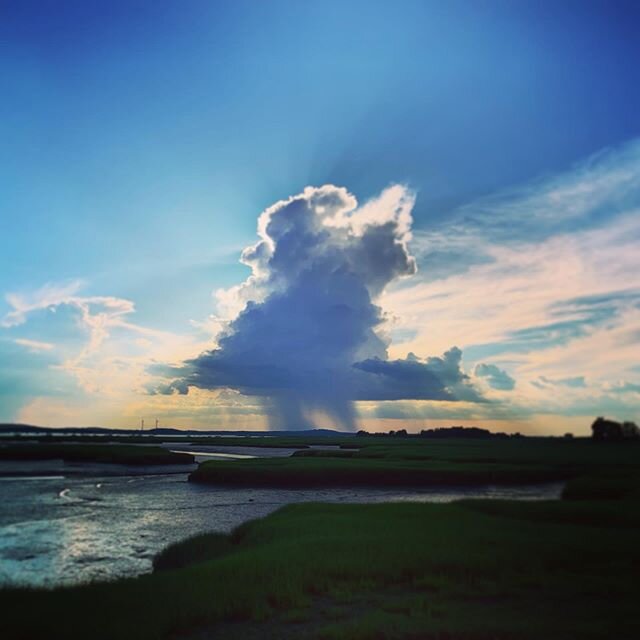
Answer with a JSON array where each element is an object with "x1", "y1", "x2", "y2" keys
[
  {"x1": 1, "y1": 437, "x2": 638, "y2": 639},
  {"x1": 1, "y1": 471, "x2": 638, "y2": 640},
  {"x1": 190, "y1": 437, "x2": 638, "y2": 487},
  {"x1": 0, "y1": 443, "x2": 194, "y2": 465},
  {"x1": 190, "y1": 455, "x2": 566, "y2": 486}
]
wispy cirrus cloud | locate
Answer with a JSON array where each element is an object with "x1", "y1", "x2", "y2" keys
[
  {"x1": 382, "y1": 139, "x2": 640, "y2": 430},
  {"x1": 409, "y1": 138, "x2": 640, "y2": 283},
  {"x1": 13, "y1": 338, "x2": 55, "y2": 352},
  {"x1": 2, "y1": 280, "x2": 212, "y2": 423},
  {"x1": 531, "y1": 376, "x2": 586, "y2": 390},
  {"x1": 605, "y1": 381, "x2": 640, "y2": 394},
  {"x1": 2, "y1": 280, "x2": 85, "y2": 328}
]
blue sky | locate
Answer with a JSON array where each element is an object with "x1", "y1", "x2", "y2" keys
[{"x1": 1, "y1": 1, "x2": 639, "y2": 432}]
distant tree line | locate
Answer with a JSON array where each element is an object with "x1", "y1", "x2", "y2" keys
[
  {"x1": 591, "y1": 417, "x2": 640, "y2": 442},
  {"x1": 357, "y1": 426, "x2": 523, "y2": 439},
  {"x1": 420, "y1": 426, "x2": 516, "y2": 439}
]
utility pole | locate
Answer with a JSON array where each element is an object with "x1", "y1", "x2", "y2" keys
[
  {"x1": 141, "y1": 418, "x2": 144, "y2": 432},
  {"x1": 155, "y1": 418, "x2": 159, "y2": 429}
]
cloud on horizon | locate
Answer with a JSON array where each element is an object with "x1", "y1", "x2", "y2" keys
[
  {"x1": 382, "y1": 139, "x2": 640, "y2": 429},
  {"x1": 474, "y1": 363, "x2": 516, "y2": 391},
  {"x1": 3, "y1": 139, "x2": 640, "y2": 434},
  {"x1": 531, "y1": 375, "x2": 587, "y2": 390},
  {"x1": 153, "y1": 185, "x2": 483, "y2": 429}
]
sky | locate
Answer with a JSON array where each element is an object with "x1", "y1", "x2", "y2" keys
[{"x1": 1, "y1": 0, "x2": 639, "y2": 435}]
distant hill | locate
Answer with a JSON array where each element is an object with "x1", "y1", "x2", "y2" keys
[
  {"x1": 0, "y1": 424, "x2": 525, "y2": 439},
  {"x1": 0, "y1": 423, "x2": 349, "y2": 437}
]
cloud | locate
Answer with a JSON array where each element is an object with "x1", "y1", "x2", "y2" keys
[
  {"x1": 8, "y1": 140, "x2": 639, "y2": 433},
  {"x1": 605, "y1": 381, "x2": 640, "y2": 394},
  {"x1": 1, "y1": 281, "x2": 85, "y2": 328},
  {"x1": 410, "y1": 138, "x2": 640, "y2": 283},
  {"x1": 353, "y1": 348, "x2": 483, "y2": 402},
  {"x1": 154, "y1": 185, "x2": 482, "y2": 430},
  {"x1": 450, "y1": 138, "x2": 640, "y2": 242},
  {"x1": 474, "y1": 363, "x2": 515, "y2": 391},
  {"x1": 385, "y1": 212, "x2": 640, "y2": 365},
  {"x1": 13, "y1": 338, "x2": 55, "y2": 352},
  {"x1": 381, "y1": 139, "x2": 640, "y2": 428},
  {"x1": 2, "y1": 280, "x2": 137, "y2": 353},
  {"x1": 1, "y1": 279, "x2": 211, "y2": 412},
  {"x1": 530, "y1": 375, "x2": 586, "y2": 389}
]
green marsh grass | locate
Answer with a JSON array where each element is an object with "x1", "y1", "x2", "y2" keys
[
  {"x1": 1, "y1": 438, "x2": 638, "y2": 639},
  {"x1": 192, "y1": 438, "x2": 640, "y2": 487},
  {"x1": 2, "y1": 472, "x2": 639, "y2": 639}
]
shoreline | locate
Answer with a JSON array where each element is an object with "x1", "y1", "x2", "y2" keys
[
  {"x1": 0, "y1": 473, "x2": 564, "y2": 590},
  {"x1": 1, "y1": 474, "x2": 638, "y2": 639}
]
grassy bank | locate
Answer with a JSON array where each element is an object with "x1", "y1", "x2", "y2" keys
[
  {"x1": 190, "y1": 455, "x2": 566, "y2": 487},
  {"x1": 0, "y1": 443, "x2": 194, "y2": 465},
  {"x1": 190, "y1": 438, "x2": 639, "y2": 487},
  {"x1": 1, "y1": 471, "x2": 639, "y2": 639}
]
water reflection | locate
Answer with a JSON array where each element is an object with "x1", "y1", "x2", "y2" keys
[{"x1": 0, "y1": 473, "x2": 563, "y2": 588}]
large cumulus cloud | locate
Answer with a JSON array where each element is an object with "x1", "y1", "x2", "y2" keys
[{"x1": 153, "y1": 185, "x2": 482, "y2": 429}]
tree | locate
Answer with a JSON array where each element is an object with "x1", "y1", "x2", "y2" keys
[
  {"x1": 622, "y1": 421, "x2": 640, "y2": 440},
  {"x1": 592, "y1": 417, "x2": 623, "y2": 441}
]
